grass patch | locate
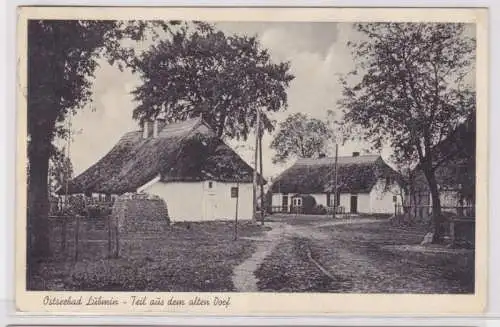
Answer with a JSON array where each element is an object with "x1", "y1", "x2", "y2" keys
[
  {"x1": 314, "y1": 221, "x2": 474, "y2": 293},
  {"x1": 28, "y1": 220, "x2": 267, "y2": 292}
]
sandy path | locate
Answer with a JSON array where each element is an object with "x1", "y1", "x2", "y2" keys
[
  {"x1": 231, "y1": 222, "x2": 286, "y2": 292},
  {"x1": 232, "y1": 218, "x2": 380, "y2": 292}
]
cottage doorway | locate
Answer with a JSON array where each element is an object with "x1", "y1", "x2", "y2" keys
[
  {"x1": 204, "y1": 195, "x2": 217, "y2": 220},
  {"x1": 350, "y1": 195, "x2": 358, "y2": 214}
]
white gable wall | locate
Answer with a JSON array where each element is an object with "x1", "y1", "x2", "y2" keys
[
  {"x1": 369, "y1": 179, "x2": 402, "y2": 214},
  {"x1": 140, "y1": 180, "x2": 253, "y2": 222}
]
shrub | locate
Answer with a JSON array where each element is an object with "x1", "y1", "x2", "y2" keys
[
  {"x1": 68, "y1": 195, "x2": 86, "y2": 216},
  {"x1": 291, "y1": 195, "x2": 316, "y2": 214},
  {"x1": 86, "y1": 203, "x2": 112, "y2": 218},
  {"x1": 311, "y1": 204, "x2": 327, "y2": 215}
]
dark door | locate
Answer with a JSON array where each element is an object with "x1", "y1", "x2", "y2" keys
[{"x1": 350, "y1": 195, "x2": 358, "y2": 214}]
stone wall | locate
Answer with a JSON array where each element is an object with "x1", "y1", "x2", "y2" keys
[{"x1": 111, "y1": 193, "x2": 170, "y2": 234}]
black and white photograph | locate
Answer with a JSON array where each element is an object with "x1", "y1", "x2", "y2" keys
[{"x1": 17, "y1": 7, "x2": 488, "y2": 314}]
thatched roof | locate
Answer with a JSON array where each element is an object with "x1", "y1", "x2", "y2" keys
[
  {"x1": 270, "y1": 155, "x2": 400, "y2": 194},
  {"x1": 61, "y1": 117, "x2": 263, "y2": 195}
]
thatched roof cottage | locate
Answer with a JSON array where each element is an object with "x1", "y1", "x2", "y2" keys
[
  {"x1": 404, "y1": 113, "x2": 476, "y2": 220},
  {"x1": 270, "y1": 153, "x2": 402, "y2": 214},
  {"x1": 61, "y1": 116, "x2": 264, "y2": 221}
]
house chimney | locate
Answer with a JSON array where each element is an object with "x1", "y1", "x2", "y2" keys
[{"x1": 352, "y1": 152, "x2": 360, "y2": 157}]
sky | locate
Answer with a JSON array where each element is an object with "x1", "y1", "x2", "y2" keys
[{"x1": 64, "y1": 21, "x2": 466, "y2": 180}]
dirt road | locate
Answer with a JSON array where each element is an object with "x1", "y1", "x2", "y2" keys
[{"x1": 233, "y1": 215, "x2": 474, "y2": 293}]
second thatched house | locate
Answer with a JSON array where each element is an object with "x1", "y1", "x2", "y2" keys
[
  {"x1": 270, "y1": 153, "x2": 402, "y2": 214},
  {"x1": 404, "y1": 113, "x2": 476, "y2": 220},
  {"x1": 61, "y1": 116, "x2": 264, "y2": 222}
]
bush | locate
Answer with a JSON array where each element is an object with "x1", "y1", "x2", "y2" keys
[
  {"x1": 311, "y1": 204, "x2": 327, "y2": 215},
  {"x1": 68, "y1": 195, "x2": 86, "y2": 216},
  {"x1": 290, "y1": 195, "x2": 317, "y2": 214},
  {"x1": 87, "y1": 203, "x2": 112, "y2": 218}
]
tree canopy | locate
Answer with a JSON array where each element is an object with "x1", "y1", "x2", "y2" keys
[
  {"x1": 339, "y1": 23, "x2": 475, "y2": 242},
  {"x1": 48, "y1": 146, "x2": 73, "y2": 195},
  {"x1": 270, "y1": 113, "x2": 335, "y2": 164},
  {"x1": 131, "y1": 24, "x2": 295, "y2": 140},
  {"x1": 340, "y1": 23, "x2": 475, "y2": 166},
  {"x1": 27, "y1": 19, "x2": 183, "y2": 258}
]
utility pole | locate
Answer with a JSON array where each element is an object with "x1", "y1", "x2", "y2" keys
[
  {"x1": 332, "y1": 143, "x2": 338, "y2": 219},
  {"x1": 234, "y1": 181, "x2": 239, "y2": 240},
  {"x1": 259, "y1": 123, "x2": 265, "y2": 225},
  {"x1": 252, "y1": 108, "x2": 260, "y2": 222}
]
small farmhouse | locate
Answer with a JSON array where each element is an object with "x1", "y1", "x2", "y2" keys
[
  {"x1": 405, "y1": 113, "x2": 475, "y2": 220},
  {"x1": 270, "y1": 153, "x2": 402, "y2": 214},
  {"x1": 61, "y1": 116, "x2": 263, "y2": 222}
]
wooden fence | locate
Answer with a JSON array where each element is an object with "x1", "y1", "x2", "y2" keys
[
  {"x1": 394, "y1": 204, "x2": 475, "y2": 219},
  {"x1": 393, "y1": 204, "x2": 475, "y2": 247},
  {"x1": 269, "y1": 205, "x2": 346, "y2": 215},
  {"x1": 48, "y1": 214, "x2": 120, "y2": 261}
]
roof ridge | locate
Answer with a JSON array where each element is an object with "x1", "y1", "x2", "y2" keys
[{"x1": 296, "y1": 154, "x2": 380, "y2": 160}]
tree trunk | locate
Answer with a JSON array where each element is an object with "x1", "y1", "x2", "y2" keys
[
  {"x1": 258, "y1": 129, "x2": 265, "y2": 225},
  {"x1": 424, "y1": 169, "x2": 444, "y2": 243},
  {"x1": 27, "y1": 139, "x2": 51, "y2": 259},
  {"x1": 252, "y1": 109, "x2": 260, "y2": 222}
]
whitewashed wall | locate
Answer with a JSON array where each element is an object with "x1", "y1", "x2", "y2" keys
[
  {"x1": 143, "y1": 181, "x2": 204, "y2": 221},
  {"x1": 202, "y1": 181, "x2": 254, "y2": 221},
  {"x1": 142, "y1": 180, "x2": 253, "y2": 222},
  {"x1": 338, "y1": 194, "x2": 351, "y2": 212},
  {"x1": 357, "y1": 193, "x2": 372, "y2": 213},
  {"x1": 272, "y1": 193, "x2": 284, "y2": 208},
  {"x1": 270, "y1": 180, "x2": 402, "y2": 214},
  {"x1": 338, "y1": 192, "x2": 377, "y2": 214},
  {"x1": 369, "y1": 179, "x2": 402, "y2": 214}
]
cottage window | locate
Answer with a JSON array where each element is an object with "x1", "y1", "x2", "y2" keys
[
  {"x1": 330, "y1": 192, "x2": 340, "y2": 206},
  {"x1": 293, "y1": 197, "x2": 303, "y2": 207},
  {"x1": 282, "y1": 194, "x2": 289, "y2": 211},
  {"x1": 208, "y1": 181, "x2": 213, "y2": 189}
]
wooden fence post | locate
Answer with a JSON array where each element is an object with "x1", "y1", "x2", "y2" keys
[
  {"x1": 74, "y1": 215, "x2": 80, "y2": 261},
  {"x1": 107, "y1": 214, "x2": 112, "y2": 257},
  {"x1": 60, "y1": 216, "x2": 67, "y2": 253},
  {"x1": 114, "y1": 223, "x2": 120, "y2": 258}
]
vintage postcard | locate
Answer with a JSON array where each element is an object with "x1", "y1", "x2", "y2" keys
[{"x1": 16, "y1": 6, "x2": 488, "y2": 315}]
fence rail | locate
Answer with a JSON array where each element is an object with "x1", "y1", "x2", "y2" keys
[
  {"x1": 269, "y1": 205, "x2": 346, "y2": 215},
  {"x1": 395, "y1": 204, "x2": 475, "y2": 219}
]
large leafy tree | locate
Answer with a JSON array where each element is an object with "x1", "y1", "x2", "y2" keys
[
  {"x1": 48, "y1": 147, "x2": 73, "y2": 195},
  {"x1": 131, "y1": 24, "x2": 295, "y2": 140},
  {"x1": 270, "y1": 113, "x2": 335, "y2": 164},
  {"x1": 27, "y1": 19, "x2": 185, "y2": 258},
  {"x1": 339, "y1": 23, "x2": 475, "y2": 243}
]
